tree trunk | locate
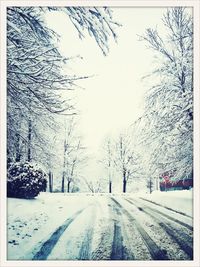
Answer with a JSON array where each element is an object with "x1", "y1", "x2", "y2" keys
[
  {"x1": 15, "y1": 132, "x2": 21, "y2": 162},
  {"x1": 123, "y1": 169, "x2": 127, "y2": 193},
  {"x1": 109, "y1": 181, "x2": 112, "y2": 193},
  {"x1": 62, "y1": 123, "x2": 67, "y2": 193},
  {"x1": 51, "y1": 173, "x2": 53, "y2": 192},
  {"x1": 27, "y1": 119, "x2": 32, "y2": 162},
  {"x1": 49, "y1": 172, "x2": 51, "y2": 192},
  {"x1": 67, "y1": 180, "x2": 71, "y2": 193},
  {"x1": 123, "y1": 179, "x2": 127, "y2": 193},
  {"x1": 61, "y1": 173, "x2": 65, "y2": 193},
  {"x1": 49, "y1": 171, "x2": 53, "y2": 193},
  {"x1": 149, "y1": 178, "x2": 152, "y2": 194}
]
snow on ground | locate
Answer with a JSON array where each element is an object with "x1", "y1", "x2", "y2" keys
[
  {"x1": 7, "y1": 190, "x2": 193, "y2": 260},
  {"x1": 90, "y1": 196, "x2": 114, "y2": 260},
  {"x1": 47, "y1": 196, "x2": 112, "y2": 260},
  {"x1": 7, "y1": 193, "x2": 114, "y2": 260},
  {"x1": 115, "y1": 196, "x2": 192, "y2": 260},
  {"x1": 136, "y1": 189, "x2": 193, "y2": 217},
  {"x1": 7, "y1": 193, "x2": 95, "y2": 259},
  {"x1": 47, "y1": 204, "x2": 96, "y2": 260}
]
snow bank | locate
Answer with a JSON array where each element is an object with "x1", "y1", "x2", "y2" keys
[{"x1": 138, "y1": 189, "x2": 193, "y2": 217}]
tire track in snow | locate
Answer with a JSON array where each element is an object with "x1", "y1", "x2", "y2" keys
[
  {"x1": 32, "y1": 208, "x2": 85, "y2": 260},
  {"x1": 128, "y1": 198, "x2": 193, "y2": 231},
  {"x1": 125, "y1": 198, "x2": 193, "y2": 260},
  {"x1": 109, "y1": 199, "x2": 135, "y2": 260},
  {"x1": 110, "y1": 201, "x2": 125, "y2": 260},
  {"x1": 140, "y1": 197, "x2": 192, "y2": 219},
  {"x1": 110, "y1": 222, "x2": 124, "y2": 260},
  {"x1": 91, "y1": 201, "x2": 114, "y2": 260},
  {"x1": 78, "y1": 228, "x2": 93, "y2": 260},
  {"x1": 78, "y1": 205, "x2": 97, "y2": 260},
  {"x1": 111, "y1": 197, "x2": 168, "y2": 260}
]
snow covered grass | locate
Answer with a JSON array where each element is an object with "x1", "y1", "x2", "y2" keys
[
  {"x1": 137, "y1": 189, "x2": 193, "y2": 217},
  {"x1": 7, "y1": 192, "x2": 95, "y2": 259}
]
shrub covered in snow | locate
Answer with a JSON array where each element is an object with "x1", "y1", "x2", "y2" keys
[{"x1": 7, "y1": 162, "x2": 47, "y2": 199}]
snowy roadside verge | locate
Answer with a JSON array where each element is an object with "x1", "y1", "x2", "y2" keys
[
  {"x1": 136, "y1": 190, "x2": 193, "y2": 217},
  {"x1": 7, "y1": 193, "x2": 94, "y2": 260}
]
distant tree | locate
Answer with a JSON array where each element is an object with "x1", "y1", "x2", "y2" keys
[
  {"x1": 146, "y1": 176, "x2": 154, "y2": 194},
  {"x1": 113, "y1": 131, "x2": 140, "y2": 193},
  {"x1": 83, "y1": 177, "x2": 102, "y2": 193},
  {"x1": 100, "y1": 137, "x2": 114, "y2": 193},
  {"x1": 138, "y1": 7, "x2": 193, "y2": 181},
  {"x1": 71, "y1": 184, "x2": 80, "y2": 193},
  {"x1": 62, "y1": 117, "x2": 87, "y2": 193}
]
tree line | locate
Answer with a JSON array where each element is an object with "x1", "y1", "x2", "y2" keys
[
  {"x1": 100, "y1": 7, "x2": 193, "y2": 194},
  {"x1": 7, "y1": 6, "x2": 119, "y2": 195},
  {"x1": 7, "y1": 7, "x2": 193, "y2": 195}
]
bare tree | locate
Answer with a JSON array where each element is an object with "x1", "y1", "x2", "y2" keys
[
  {"x1": 147, "y1": 176, "x2": 154, "y2": 194},
  {"x1": 62, "y1": 118, "x2": 87, "y2": 193},
  {"x1": 138, "y1": 7, "x2": 193, "y2": 182},
  {"x1": 66, "y1": 140, "x2": 86, "y2": 193},
  {"x1": 83, "y1": 177, "x2": 102, "y2": 193},
  {"x1": 101, "y1": 137, "x2": 114, "y2": 193},
  {"x1": 114, "y1": 132, "x2": 140, "y2": 193},
  {"x1": 62, "y1": 118, "x2": 74, "y2": 193},
  {"x1": 7, "y1": 7, "x2": 78, "y2": 165}
]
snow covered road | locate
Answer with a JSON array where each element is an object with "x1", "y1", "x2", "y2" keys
[{"x1": 7, "y1": 193, "x2": 193, "y2": 261}]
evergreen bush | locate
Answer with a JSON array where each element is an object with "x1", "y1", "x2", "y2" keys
[{"x1": 7, "y1": 162, "x2": 47, "y2": 199}]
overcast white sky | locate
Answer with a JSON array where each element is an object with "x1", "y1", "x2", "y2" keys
[
  {"x1": 45, "y1": 7, "x2": 167, "y2": 184},
  {"x1": 46, "y1": 8, "x2": 167, "y2": 146}
]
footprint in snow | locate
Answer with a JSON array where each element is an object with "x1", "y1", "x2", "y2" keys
[{"x1": 8, "y1": 240, "x2": 19, "y2": 245}]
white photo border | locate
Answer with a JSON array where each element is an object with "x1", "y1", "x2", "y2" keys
[{"x1": 0, "y1": 0, "x2": 199, "y2": 267}]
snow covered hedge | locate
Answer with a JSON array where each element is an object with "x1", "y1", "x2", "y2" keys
[{"x1": 7, "y1": 162, "x2": 47, "y2": 199}]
